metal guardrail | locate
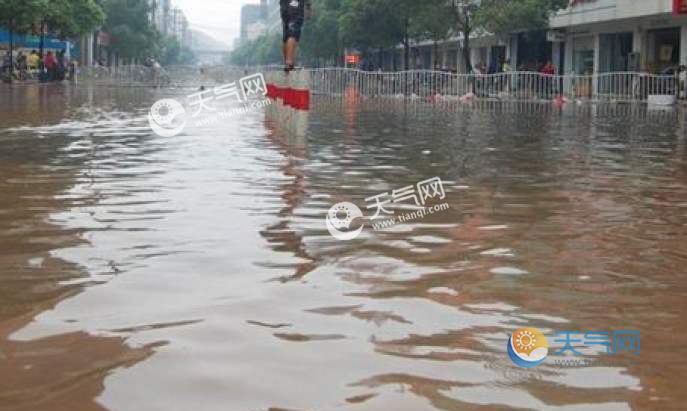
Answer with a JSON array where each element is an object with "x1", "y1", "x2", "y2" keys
[
  {"x1": 74, "y1": 65, "x2": 682, "y2": 103},
  {"x1": 74, "y1": 65, "x2": 247, "y2": 87},
  {"x1": 305, "y1": 68, "x2": 681, "y2": 102}
]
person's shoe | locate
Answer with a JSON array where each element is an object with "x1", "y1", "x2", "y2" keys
[{"x1": 284, "y1": 63, "x2": 295, "y2": 73}]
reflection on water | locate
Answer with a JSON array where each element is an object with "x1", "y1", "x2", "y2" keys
[{"x1": 0, "y1": 84, "x2": 686, "y2": 411}]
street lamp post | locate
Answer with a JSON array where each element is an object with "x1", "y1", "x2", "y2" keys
[{"x1": 8, "y1": 18, "x2": 14, "y2": 83}]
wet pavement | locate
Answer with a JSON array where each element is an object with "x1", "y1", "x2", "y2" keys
[{"x1": 0, "y1": 83, "x2": 686, "y2": 411}]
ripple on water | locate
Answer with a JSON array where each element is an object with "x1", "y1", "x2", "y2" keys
[{"x1": 1, "y1": 92, "x2": 686, "y2": 411}]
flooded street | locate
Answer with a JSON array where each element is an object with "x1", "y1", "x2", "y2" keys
[{"x1": 1, "y1": 84, "x2": 686, "y2": 411}]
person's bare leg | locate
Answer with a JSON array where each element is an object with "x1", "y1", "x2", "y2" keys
[
  {"x1": 283, "y1": 42, "x2": 288, "y2": 65},
  {"x1": 285, "y1": 37, "x2": 299, "y2": 68}
]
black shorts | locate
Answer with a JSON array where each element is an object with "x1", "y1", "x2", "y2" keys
[{"x1": 280, "y1": 0, "x2": 305, "y2": 43}]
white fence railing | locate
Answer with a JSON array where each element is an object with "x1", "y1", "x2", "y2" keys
[
  {"x1": 75, "y1": 65, "x2": 682, "y2": 103},
  {"x1": 305, "y1": 69, "x2": 681, "y2": 102}
]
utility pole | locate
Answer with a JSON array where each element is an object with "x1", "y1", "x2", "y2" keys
[{"x1": 8, "y1": 18, "x2": 14, "y2": 83}]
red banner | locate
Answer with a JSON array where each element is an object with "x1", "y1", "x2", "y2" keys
[
  {"x1": 675, "y1": 0, "x2": 687, "y2": 14},
  {"x1": 345, "y1": 55, "x2": 360, "y2": 65}
]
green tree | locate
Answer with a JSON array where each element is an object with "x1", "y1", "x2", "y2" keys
[
  {"x1": 446, "y1": 0, "x2": 479, "y2": 72},
  {"x1": 35, "y1": 0, "x2": 104, "y2": 61},
  {"x1": 45, "y1": 0, "x2": 105, "y2": 39},
  {"x1": 102, "y1": 0, "x2": 160, "y2": 61},
  {"x1": 0, "y1": 0, "x2": 47, "y2": 81},
  {"x1": 396, "y1": 0, "x2": 424, "y2": 69},
  {"x1": 339, "y1": 0, "x2": 404, "y2": 67},
  {"x1": 228, "y1": 33, "x2": 282, "y2": 66},
  {"x1": 301, "y1": 0, "x2": 342, "y2": 66},
  {"x1": 160, "y1": 35, "x2": 196, "y2": 65},
  {"x1": 0, "y1": 0, "x2": 46, "y2": 31},
  {"x1": 476, "y1": 0, "x2": 568, "y2": 38},
  {"x1": 411, "y1": 0, "x2": 453, "y2": 69},
  {"x1": 446, "y1": 0, "x2": 568, "y2": 72}
]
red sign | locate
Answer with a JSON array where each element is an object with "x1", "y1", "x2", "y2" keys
[
  {"x1": 674, "y1": 0, "x2": 687, "y2": 14},
  {"x1": 345, "y1": 55, "x2": 360, "y2": 65}
]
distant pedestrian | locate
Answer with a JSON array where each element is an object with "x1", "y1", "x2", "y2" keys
[
  {"x1": 2, "y1": 51, "x2": 11, "y2": 79},
  {"x1": 540, "y1": 61, "x2": 555, "y2": 98},
  {"x1": 502, "y1": 59, "x2": 512, "y2": 73},
  {"x1": 540, "y1": 61, "x2": 555, "y2": 76},
  {"x1": 56, "y1": 50, "x2": 67, "y2": 80},
  {"x1": 502, "y1": 59, "x2": 513, "y2": 92},
  {"x1": 28, "y1": 50, "x2": 39, "y2": 72},
  {"x1": 16, "y1": 51, "x2": 28, "y2": 80},
  {"x1": 44, "y1": 51, "x2": 57, "y2": 81}
]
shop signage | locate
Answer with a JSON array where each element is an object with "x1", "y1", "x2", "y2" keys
[
  {"x1": 547, "y1": 30, "x2": 565, "y2": 42},
  {"x1": 674, "y1": 0, "x2": 687, "y2": 14},
  {"x1": 345, "y1": 54, "x2": 360, "y2": 65}
]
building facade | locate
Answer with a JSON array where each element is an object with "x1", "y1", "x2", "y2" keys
[
  {"x1": 240, "y1": 3, "x2": 266, "y2": 42},
  {"x1": 237, "y1": 0, "x2": 281, "y2": 46},
  {"x1": 550, "y1": 0, "x2": 687, "y2": 74},
  {"x1": 367, "y1": 0, "x2": 687, "y2": 75},
  {"x1": 149, "y1": 0, "x2": 190, "y2": 47}
]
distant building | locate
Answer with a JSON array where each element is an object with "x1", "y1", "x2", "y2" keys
[
  {"x1": 246, "y1": 21, "x2": 267, "y2": 41},
  {"x1": 371, "y1": 0, "x2": 687, "y2": 74},
  {"x1": 240, "y1": 4, "x2": 266, "y2": 41},
  {"x1": 265, "y1": 0, "x2": 281, "y2": 34},
  {"x1": 149, "y1": 0, "x2": 189, "y2": 47},
  {"x1": 172, "y1": 7, "x2": 190, "y2": 47},
  {"x1": 237, "y1": 0, "x2": 282, "y2": 45},
  {"x1": 550, "y1": 0, "x2": 687, "y2": 74}
]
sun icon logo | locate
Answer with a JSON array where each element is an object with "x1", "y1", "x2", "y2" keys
[
  {"x1": 516, "y1": 330, "x2": 536, "y2": 352},
  {"x1": 329, "y1": 204, "x2": 353, "y2": 226},
  {"x1": 148, "y1": 98, "x2": 186, "y2": 137},
  {"x1": 325, "y1": 202, "x2": 364, "y2": 241},
  {"x1": 507, "y1": 327, "x2": 548, "y2": 368}
]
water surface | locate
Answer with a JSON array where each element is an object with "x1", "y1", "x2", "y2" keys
[{"x1": 0, "y1": 84, "x2": 686, "y2": 411}]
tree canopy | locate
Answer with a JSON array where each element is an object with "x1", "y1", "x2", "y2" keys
[
  {"x1": 101, "y1": 0, "x2": 160, "y2": 60},
  {"x1": 0, "y1": 0, "x2": 47, "y2": 31},
  {"x1": 226, "y1": 0, "x2": 570, "y2": 69},
  {"x1": 0, "y1": 0, "x2": 103, "y2": 37}
]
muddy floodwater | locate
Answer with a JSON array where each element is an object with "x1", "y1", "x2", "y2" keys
[{"x1": 0, "y1": 84, "x2": 686, "y2": 411}]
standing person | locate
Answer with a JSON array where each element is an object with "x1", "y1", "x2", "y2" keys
[
  {"x1": 540, "y1": 61, "x2": 555, "y2": 98},
  {"x1": 28, "y1": 50, "x2": 39, "y2": 73},
  {"x1": 44, "y1": 51, "x2": 57, "y2": 81},
  {"x1": 280, "y1": 0, "x2": 312, "y2": 72},
  {"x1": 56, "y1": 50, "x2": 66, "y2": 80},
  {"x1": 2, "y1": 50, "x2": 11, "y2": 80},
  {"x1": 540, "y1": 61, "x2": 555, "y2": 75},
  {"x1": 16, "y1": 51, "x2": 27, "y2": 80},
  {"x1": 502, "y1": 58, "x2": 513, "y2": 92}
]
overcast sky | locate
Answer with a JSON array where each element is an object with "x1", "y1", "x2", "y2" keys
[{"x1": 173, "y1": 0, "x2": 261, "y2": 50}]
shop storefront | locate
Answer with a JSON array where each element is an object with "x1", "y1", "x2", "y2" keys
[
  {"x1": 572, "y1": 36, "x2": 595, "y2": 74},
  {"x1": 646, "y1": 27, "x2": 681, "y2": 72},
  {"x1": 599, "y1": 32, "x2": 633, "y2": 72},
  {"x1": 0, "y1": 29, "x2": 75, "y2": 57},
  {"x1": 551, "y1": 0, "x2": 687, "y2": 74}
]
